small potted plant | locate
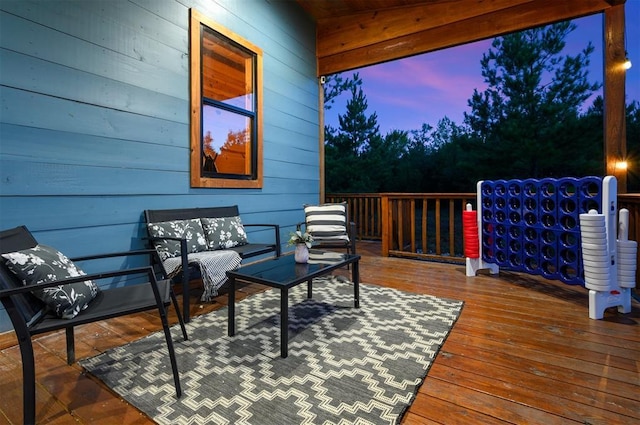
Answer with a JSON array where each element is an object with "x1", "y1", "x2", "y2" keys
[{"x1": 288, "y1": 228, "x2": 313, "y2": 263}]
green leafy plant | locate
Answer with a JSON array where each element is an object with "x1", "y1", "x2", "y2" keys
[{"x1": 287, "y1": 230, "x2": 313, "y2": 248}]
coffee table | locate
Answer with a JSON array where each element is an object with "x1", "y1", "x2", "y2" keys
[{"x1": 226, "y1": 249, "x2": 361, "y2": 358}]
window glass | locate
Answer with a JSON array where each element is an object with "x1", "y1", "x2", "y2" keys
[
  {"x1": 201, "y1": 27, "x2": 255, "y2": 111},
  {"x1": 202, "y1": 105, "x2": 253, "y2": 176}
]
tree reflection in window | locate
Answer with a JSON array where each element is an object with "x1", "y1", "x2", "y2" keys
[{"x1": 201, "y1": 105, "x2": 252, "y2": 177}]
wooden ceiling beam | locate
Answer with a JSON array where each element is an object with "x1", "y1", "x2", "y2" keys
[
  {"x1": 317, "y1": 0, "x2": 615, "y2": 76},
  {"x1": 316, "y1": 0, "x2": 533, "y2": 58}
]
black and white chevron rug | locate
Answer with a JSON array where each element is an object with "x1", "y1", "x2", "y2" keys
[{"x1": 80, "y1": 276, "x2": 463, "y2": 425}]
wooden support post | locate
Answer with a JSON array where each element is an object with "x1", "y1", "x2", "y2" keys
[{"x1": 319, "y1": 77, "x2": 326, "y2": 202}]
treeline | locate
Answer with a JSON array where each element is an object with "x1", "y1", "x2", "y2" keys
[{"x1": 324, "y1": 21, "x2": 640, "y2": 193}]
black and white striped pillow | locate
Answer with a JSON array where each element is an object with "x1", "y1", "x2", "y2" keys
[{"x1": 304, "y1": 203, "x2": 350, "y2": 243}]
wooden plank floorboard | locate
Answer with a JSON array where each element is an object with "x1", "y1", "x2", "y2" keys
[
  {"x1": 405, "y1": 394, "x2": 510, "y2": 425},
  {"x1": 445, "y1": 331, "x2": 638, "y2": 386},
  {"x1": 453, "y1": 320, "x2": 638, "y2": 371},
  {"x1": 441, "y1": 339, "x2": 640, "y2": 403},
  {"x1": 418, "y1": 378, "x2": 582, "y2": 424},
  {"x1": 0, "y1": 241, "x2": 638, "y2": 424},
  {"x1": 460, "y1": 304, "x2": 640, "y2": 345},
  {"x1": 431, "y1": 355, "x2": 639, "y2": 422}
]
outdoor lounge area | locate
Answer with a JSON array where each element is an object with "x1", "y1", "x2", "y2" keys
[
  {"x1": 1, "y1": 0, "x2": 637, "y2": 423},
  {"x1": 0, "y1": 241, "x2": 638, "y2": 424}
]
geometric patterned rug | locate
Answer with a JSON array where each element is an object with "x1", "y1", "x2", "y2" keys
[{"x1": 80, "y1": 276, "x2": 464, "y2": 425}]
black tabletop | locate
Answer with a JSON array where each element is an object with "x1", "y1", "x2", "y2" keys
[{"x1": 226, "y1": 250, "x2": 360, "y2": 288}]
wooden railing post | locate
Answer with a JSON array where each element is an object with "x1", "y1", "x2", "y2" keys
[
  {"x1": 381, "y1": 194, "x2": 390, "y2": 256},
  {"x1": 449, "y1": 199, "x2": 455, "y2": 256},
  {"x1": 435, "y1": 198, "x2": 441, "y2": 255}
]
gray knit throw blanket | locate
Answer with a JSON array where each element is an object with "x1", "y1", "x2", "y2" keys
[{"x1": 162, "y1": 250, "x2": 242, "y2": 301}]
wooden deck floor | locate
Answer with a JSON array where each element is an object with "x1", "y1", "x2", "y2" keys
[{"x1": 0, "y1": 241, "x2": 638, "y2": 424}]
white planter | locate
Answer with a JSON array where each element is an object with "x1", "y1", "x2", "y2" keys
[{"x1": 294, "y1": 244, "x2": 309, "y2": 263}]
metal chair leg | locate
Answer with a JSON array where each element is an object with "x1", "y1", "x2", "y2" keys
[
  {"x1": 17, "y1": 334, "x2": 36, "y2": 425},
  {"x1": 171, "y1": 289, "x2": 189, "y2": 341},
  {"x1": 65, "y1": 327, "x2": 75, "y2": 364},
  {"x1": 158, "y1": 304, "x2": 182, "y2": 398}
]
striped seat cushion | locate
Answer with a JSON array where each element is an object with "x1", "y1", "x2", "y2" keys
[{"x1": 304, "y1": 203, "x2": 350, "y2": 243}]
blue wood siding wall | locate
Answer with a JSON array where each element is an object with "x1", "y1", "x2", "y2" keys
[{"x1": 0, "y1": 0, "x2": 320, "y2": 332}]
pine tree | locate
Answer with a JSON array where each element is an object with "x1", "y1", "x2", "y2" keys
[
  {"x1": 363, "y1": 130, "x2": 412, "y2": 192},
  {"x1": 325, "y1": 86, "x2": 381, "y2": 192},
  {"x1": 322, "y1": 73, "x2": 362, "y2": 110},
  {"x1": 463, "y1": 21, "x2": 601, "y2": 179}
]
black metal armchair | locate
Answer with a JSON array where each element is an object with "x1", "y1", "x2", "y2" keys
[{"x1": 0, "y1": 225, "x2": 187, "y2": 425}]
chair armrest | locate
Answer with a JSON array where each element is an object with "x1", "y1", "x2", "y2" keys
[
  {"x1": 244, "y1": 223, "x2": 280, "y2": 232},
  {"x1": 71, "y1": 249, "x2": 157, "y2": 262},
  {"x1": 142, "y1": 236, "x2": 190, "y2": 273},
  {"x1": 71, "y1": 248, "x2": 165, "y2": 279},
  {"x1": 243, "y1": 223, "x2": 281, "y2": 256},
  {"x1": 0, "y1": 266, "x2": 158, "y2": 299}
]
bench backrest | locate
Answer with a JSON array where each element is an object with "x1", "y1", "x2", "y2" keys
[
  {"x1": 0, "y1": 226, "x2": 47, "y2": 327},
  {"x1": 145, "y1": 205, "x2": 241, "y2": 223}
]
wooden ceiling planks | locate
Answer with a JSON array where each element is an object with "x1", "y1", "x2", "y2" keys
[
  {"x1": 296, "y1": 0, "x2": 622, "y2": 76},
  {"x1": 314, "y1": 0, "x2": 533, "y2": 58}
]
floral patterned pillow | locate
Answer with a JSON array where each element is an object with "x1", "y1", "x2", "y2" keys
[
  {"x1": 2, "y1": 244, "x2": 100, "y2": 319},
  {"x1": 201, "y1": 216, "x2": 248, "y2": 250},
  {"x1": 147, "y1": 219, "x2": 207, "y2": 261}
]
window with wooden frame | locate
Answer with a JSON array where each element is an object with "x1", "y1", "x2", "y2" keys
[{"x1": 189, "y1": 9, "x2": 263, "y2": 188}]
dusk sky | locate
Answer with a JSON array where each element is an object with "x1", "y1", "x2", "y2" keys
[{"x1": 325, "y1": 2, "x2": 640, "y2": 136}]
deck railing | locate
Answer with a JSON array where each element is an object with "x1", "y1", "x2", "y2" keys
[
  {"x1": 328, "y1": 193, "x2": 640, "y2": 272},
  {"x1": 327, "y1": 193, "x2": 475, "y2": 263},
  {"x1": 326, "y1": 193, "x2": 385, "y2": 241}
]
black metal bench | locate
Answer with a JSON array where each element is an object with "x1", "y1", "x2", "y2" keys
[{"x1": 144, "y1": 205, "x2": 281, "y2": 321}]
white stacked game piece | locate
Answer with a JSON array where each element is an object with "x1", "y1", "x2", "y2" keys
[
  {"x1": 579, "y1": 209, "x2": 611, "y2": 291},
  {"x1": 617, "y1": 208, "x2": 638, "y2": 289}
]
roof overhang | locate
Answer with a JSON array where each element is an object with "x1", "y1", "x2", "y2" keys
[{"x1": 296, "y1": 0, "x2": 626, "y2": 76}]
